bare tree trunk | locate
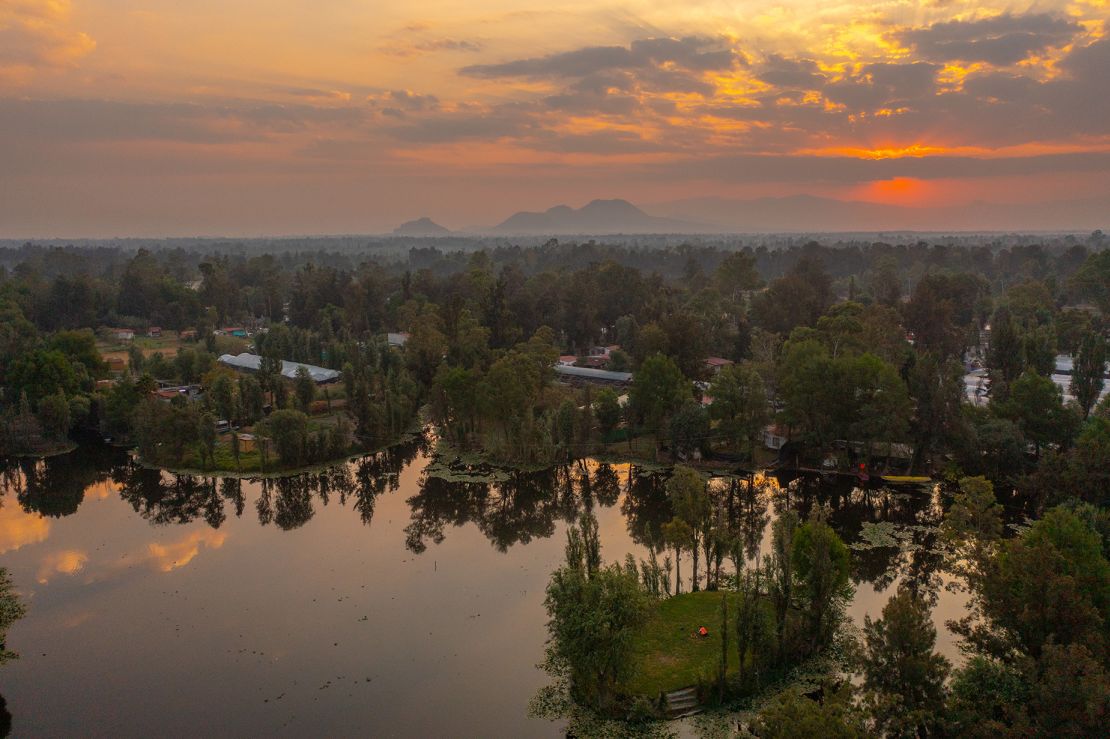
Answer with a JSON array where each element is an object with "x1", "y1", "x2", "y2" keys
[{"x1": 674, "y1": 546, "x2": 682, "y2": 594}]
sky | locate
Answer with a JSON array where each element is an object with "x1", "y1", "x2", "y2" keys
[{"x1": 1, "y1": 0, "x2": 1109, "y2": 236}]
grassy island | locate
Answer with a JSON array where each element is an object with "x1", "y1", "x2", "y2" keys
[
  {"x1": 626, "y1": 591, "x2": 740, "y2": 697},
  {"x1": 537, "y1": 494, "x2": 854, "y2": 727}
]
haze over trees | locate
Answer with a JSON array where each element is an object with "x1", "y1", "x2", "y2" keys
[{"x1": 2, "y1": 231, "x2": 1110, "y2": 732}]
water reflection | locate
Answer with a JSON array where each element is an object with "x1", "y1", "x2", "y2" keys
[
  {"x1": 0, "y1": 445, "x2": 118, "y2": 518},
  {"x1": 0, "y1": 440, "x2": 965, "y2": 736},
  {"x1": 0, "y1": 442, "x2": 950, "y2": 593}
]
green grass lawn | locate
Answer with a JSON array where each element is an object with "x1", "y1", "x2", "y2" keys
[
  {"x1": 626, "y1": 591, "x2": 739, "y2": 697},
  {"x1": 143, "y1": 409, "x2": 355, "y2": 475},
  {"x1": 598, "y1": 433, "x2": 661, "y2": 464}
]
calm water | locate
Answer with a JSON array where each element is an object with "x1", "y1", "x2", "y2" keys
[{"x1": 0, "y1": 440, "x2": 966, "y2": 737}]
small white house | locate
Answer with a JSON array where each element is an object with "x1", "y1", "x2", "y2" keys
[{"x1": 763, "y1": 424, "x2": 788, "y2": 450}]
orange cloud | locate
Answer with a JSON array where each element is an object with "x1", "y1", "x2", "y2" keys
[
  {"x1": 37, "y1": 548, "x2": 88, "y2": 583},
  {"x1": 0, "y1": 503, "x2": 50, "y2": 554},
  {"x1": 0, "y1": 0, "x2": 95, "y2": 83},
  {"x1": 146, "y1": 529, "x2": 227, "y2": 572}
]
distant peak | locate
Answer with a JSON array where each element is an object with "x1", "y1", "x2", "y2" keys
[
  {"x1": 393, "y1": 217, "x2": 450, "y2": 236},
  {"x1": 492, "y1": 197, "x2": 693, "y2": 234}
]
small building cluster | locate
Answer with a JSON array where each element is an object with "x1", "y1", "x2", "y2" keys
[{"x1": 217, "y1": 352, "x2": 341, "y2": 384}]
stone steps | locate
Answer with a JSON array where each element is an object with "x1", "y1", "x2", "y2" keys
[{"x1": 663, "y1": 686, "x2": 701, "y2": 718}]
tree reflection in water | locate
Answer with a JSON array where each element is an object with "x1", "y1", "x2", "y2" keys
[
  {"x1": 1, "y1": 437, "x2": 948, "y2": 604},
  {"x1": 118, "y1": 469, "x2": 224, "y2": 527},
  {"x1": 109, "y1": 436, "x2": 427, "y2": 531},
  {"x1": 405, "y1": 461, "x2": 635, "y2": 554},
  {"x1": 405, "y1": 470, "x2": 560, "y2": 554},
  {"x1": 621, "y1": 467, "x2": 671, "y2": 550},
  {"x1": 0, "y1": 444, "x2": 119, "y2": 518}
]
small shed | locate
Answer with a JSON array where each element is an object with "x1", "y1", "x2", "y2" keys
[
  {"x1": 236, "y1": 433, "x2": 257, "y2": 453},
  {"x1": 704, "y1": 357, "x2": 734, "y2": 375}
]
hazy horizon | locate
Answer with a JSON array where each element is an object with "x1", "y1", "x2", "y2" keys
[{"x1": 2, "y1": 1, "x2": 1109, "y2": 236}]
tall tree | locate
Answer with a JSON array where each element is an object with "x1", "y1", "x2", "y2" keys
[
  {"x1": 666, "y1": 466, "x2": 709, "y2": 591},
  {"x1": 1071, "y1": 332, "x2": 1107, "y2": 418},
  {"x1": 994, "y1": 371, "x2": 1079, "y2": 453},
  {"x1": 957, "y1": 507, "x2": 1110, "y2": 661},
  {"x1": 593, "y1": 388, "x2": 622, "y2": 437},
  {"x1": 768, "y1": 509, "x2": 798, "y2": 660},
  {"x1": 708, "y1": 363, "x2": 768, "y2": 460},
  {"x1": 987, "y1": 306, "x2": 1024, "y2": 399},
  {"x1": 862, "y1": 588, "x2": 951, "y2": 738},
  {"x1": 543, "y1": 512, "x2": 649, "y2": 710},
  {"x1": 293, "y1": 365, "x2": 316, "y2": 411},
  {"x1": 630, "y1": 353, "x2": 689, "y2": 451},
  {"x1": 793, "y1": 512, "x2": 852, "y2": 654}
]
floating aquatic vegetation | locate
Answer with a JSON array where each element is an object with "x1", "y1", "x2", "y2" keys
[
  {"x1": 422, "y1": 457, "x2": 513, "y2": 484},
  {"x1": 851, "y1": 521, "x2": 939, "y2": 552}
]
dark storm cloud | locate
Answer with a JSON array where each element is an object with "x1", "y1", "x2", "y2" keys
[
  {"x1": 461, "y1": 45, "x2": 635, "y2": 78},
  {"x1": 896, "y1": 13, "x2": 1081, "y2": 64},
  {"x1": 756, "y1": 54, "x2": 825, "y2": 89},
  {"x1": 1058, "y1": 34, "x2": 1110, "y2": 79},
  {"x1": 863, "y1": 62, "x2": 940, "y2": 98},
  {"x1": 822, "y1": 63, "x2": 938, "y2": 110},
  {"x1": 542, "y1": 90, "x2": 643, "y2": 116},
  {"x1": 459, "y1": 36, "x2": 740, "y2": 79},
  {"x1": 380, "y1": 26, "x2": 1110, "y2": 157}
]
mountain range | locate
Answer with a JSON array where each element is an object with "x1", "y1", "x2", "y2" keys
[
  {"x1": 491, "y1": 199, "x2": 695, "y2": 234},
  {"x1": 393, "y1": 195, "x2": 1108, "y2": 236}
]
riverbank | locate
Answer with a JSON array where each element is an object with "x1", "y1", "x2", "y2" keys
[
  {"x1": 427, "y1": 431, "x2": 880, "y2": 484},
  {"x1": 2, "y1": 441, "x2": 79, "y2": 460},
  {"x1": 132, "y1": 429, "x2": 424, "y2": 480}
]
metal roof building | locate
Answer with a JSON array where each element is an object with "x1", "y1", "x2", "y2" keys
[
  {"x1": 218, "y1": 353, "x2": 341, "y2": 384},
  {"x1": 552, "y1": 364, "x2": 633, "y2": 385}
]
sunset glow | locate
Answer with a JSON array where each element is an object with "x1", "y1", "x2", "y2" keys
[
  {"x1": 1, "y1": 1, "x2": 1108, "y2": 233},
  {"x1": 862, "y1": 177, "x2": 933, "y2": 205}
]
